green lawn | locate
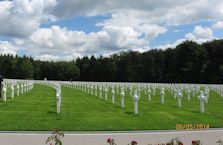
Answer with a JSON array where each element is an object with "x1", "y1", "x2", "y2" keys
[{"x1": 0, "y1": 84, "x2": 222, "y2": 131}]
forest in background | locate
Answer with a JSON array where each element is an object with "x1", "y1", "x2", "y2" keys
[{"x1": 0, "y1": 40, "x2": 222, "y2": 84}]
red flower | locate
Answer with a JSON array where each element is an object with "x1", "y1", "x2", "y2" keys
[
  {"x1": 50, "y1": 143, "x2": 52, "y2": 145},
  {"x1": 107, "y1": 138, "x2": 112, "y2": 143},
  {"x1": 192, "y1": 140, "x2": 198, "y2": 144},
  {"x1": 178, "y1": 142, "x2": 183, "y2": 145},
  {"x1": 192, "y1": 140, "x2": 200, "y2": 145},
  {"x1": 131, "y1": 140, "x2": 138, "y2": 145}
]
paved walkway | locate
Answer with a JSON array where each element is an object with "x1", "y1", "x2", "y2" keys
[{"x1": 0, "y1": 129, "x2": 222, "y2": 145}]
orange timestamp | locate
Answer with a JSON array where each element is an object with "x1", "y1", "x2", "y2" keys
[{"x1": 176, "y1": 123, "x2": 210, "y2": 130}]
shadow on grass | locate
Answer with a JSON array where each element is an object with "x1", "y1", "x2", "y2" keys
[
  {"x1": 124, "y1": 111, "x2": 140, "y2": 116},
  {"x1": 124, "y1": 111, "x2": 135, "y2": 115},
  {"x1": 170, "y1": 105, "x2": 178, "y2": 108},
  {"x1": 47, "y1": 110, "x2": 57, "y2": 114},
  {"x1": 56, "y1": 117, "x2": 61, "y2": 120},
  {"x1": 191, "y1": 110, "x2": 200, "y2": 114},
  {"x1": 115, "y1": 106, "x2": 122, "y2": 109}
]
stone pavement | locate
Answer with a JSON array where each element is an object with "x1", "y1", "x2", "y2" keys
[{"x1": 0, "y1": 129, "x2": 222, "y2": 145}]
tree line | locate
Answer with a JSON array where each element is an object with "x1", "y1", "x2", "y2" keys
[{"x1": 0, "y1": 40, "x2": 222, "y2": 83}]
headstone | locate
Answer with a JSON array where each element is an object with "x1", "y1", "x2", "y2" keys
[
  {"x1": 21, "y1": 83, "x2": 23, "y2": 95},
  {"x1": 16, "y1": 84, "x2": 20, "y2": 96},
  {"x1": 99, "y1": 86, "x2": 102, "y2": 99},
  {"x1": 120, "y1": 87, "x2": 125, "y2": 108},
  {"x1": 56, "y1": 88, "x2": 61, "y2": 114},
  {"x1": 95, "y1": 85, "x2": 97, "y2": 96},
  {"x1": 144, "y1": 86, "x2": 147, "y2": 95},
  {"x1": 11, "y1": 84, "x2": 14, "y2": 99},
  {"x1": 187, "y1": 89, "x2": 191, "y2": 101},
  {"x1": 91, "y1": 85, "x2": 94, "y2": 95},
  {"x1": 204, "y1": 90, "x2": 209, "y2": 103},
  {"x1": 23, "y1": 83, "x2": 26, "y2": 93},
  {"x1": 129, "y1": 87, "x2": 133, "y2": 98},
  {"x1": 160, "y1": 88, "x2": 165, "y2": 104},
  {"x1": 26, "y1": 83, "x2": 28, "y2": 92},
  {"x1": 137, "y1": 86, "x2": 141, "y2": 98},
  {"x1": 111, "y1": 86, "x2": 115, "y2": 104},
  {"x1": 105, "y1": 86, "x2": 108, "y2": 100},
  {"x1": 199, "y1": 91, "x2": 206, "y2": 113},
  {"x1": 87, "y1": 85, "x2": 90, "y2": 94},
  {"x1": 174, "y1": 89, "x2": 177, "y2": 99},
  {"x1": 153, "y1": 87, "x2": 156, "y2": 96},
  {"x1": 177, "y1": 90, "x2": 183, "y2": 108},
  {"x1": 192, "y1": 86, "x2": 196, "y2": 97},
  {"x1": 85, "y1": 84, "x2": 87, "y2": 93},
  {"x1": 1, "y1": 82, "x2": 6, "y2": 102},
  {"x1": 133, "y1": 90, "x2": 139, "y2": 114},
  {"x1": 116, "y1": 86, "x2": 119, "y2": 94},
  {"x1": 148, "y1": 87, "x2": 151, "y2": 102}
]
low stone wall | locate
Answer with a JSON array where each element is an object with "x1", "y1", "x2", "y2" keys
[{"x1": 0, "y1": 129, "x2": 222, "y2": 145}]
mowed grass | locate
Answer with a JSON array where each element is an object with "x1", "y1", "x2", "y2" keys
[{"x1": 0, "y1": 84, "x2": 222, "y2": 131}]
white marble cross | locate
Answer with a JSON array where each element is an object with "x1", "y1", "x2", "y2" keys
[
  {"x1": 11, "y1": 84, "x2": 14, "y2": 99},
  {"x1": 204, "y1": 89, "x2": 209, "y2": 103},
  {"x1": 120, "y1": 87, "x2": 125, "y2": 108},
  {"x1": 105, "y1": 86, "x2": 108, "y2": 100},
  {"x1": 133, "y1": 90, "x2": 139, "y2": 114},
  {"x1": 99, "y1": 86, "x2": 102, "y2": 99},
  {"x1": 199, "y1": 91, "x2": 206, "y2": 113},
  {"x1": 16, "y1": 84, "x2": 20, "y2": 96},
  {"x1": 1, "y1": 82, "x2": 6, "y2": 102},
  {"x1": 160, "y1": 88, "x2": 165, "y2": 104},
  {"x1": 95, "y1": 85, "x2": 97, "y2": 96},
  {"x1": 21, "y1": 83, "x2": 24, "y2": 95},
  {"x1": 137, "y1": 86, "x2": 141, "y2": 98},
  {"x1": 148, "y1": 87, "x2": 151, "y2": 102},
  {"x1": 111, "y1": 86, "x2": 115, "y2": 104},
  {"x1": 129, "y1": 87, "x2": 133, "y2": 98},
  {"x1": 177, "y1": 90, "x2": 183, "y2": 108},
  {"x1": 56, "y1": 88, "x2": 61, "y2": 114},
  {"x1": 187, "y1": 89, "x2": 191, "y2": 101}
]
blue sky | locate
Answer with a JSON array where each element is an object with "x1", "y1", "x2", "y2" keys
[
  {"x1": 150, "y1": 20, "x2": 216, "y2": 47},
  {"x1": 0, "y1": 0, "x2": 223, "y2": 61},
  {"x1": 41, "y1": 15, "x2": 110, "y2": 33}
]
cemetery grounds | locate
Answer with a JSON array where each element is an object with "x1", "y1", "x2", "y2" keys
[{"x1": 0, "y1": 80, "x2": 222, "y2": 131}]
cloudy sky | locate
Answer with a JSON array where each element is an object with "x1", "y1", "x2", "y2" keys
[{"x1": 0, "y1": 0, "x2": 223, "y2": 61}]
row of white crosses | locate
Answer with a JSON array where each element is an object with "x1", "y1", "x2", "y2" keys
[
  {"x1": 209, "y1": 84, "x2": 223, "y2": 98},
  {"x1": 61, "y1": 81, "x2": 222, "y2": 114},
  {"x1": 1, "y1": 80, "x2": 33, "y2": 102},
  {"x1": 36, "y1": 80, "x2": 62, "y2": 114},
  {"x1": 166, "y1": 84, "x2": 211, "y2": 113},
  {"x1": 62, "y1": 82, "x2": 141, "y2": 114},
  {"x1": 6, "y1": 79, "x2": 62, "y2": 114}
]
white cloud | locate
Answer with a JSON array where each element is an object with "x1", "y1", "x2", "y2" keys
[
  {"x1": 135, "y1": 24, "x2": 167, "y2": 40},
  {"x1": 0, "y1": 0, "x2": 56, "y2": 37},
  {"x1": 15, "y1": 25, "x2": 148, "y2": 58},
  {"x1": 0, "y1": 41, "x2": 17, "y2": 56},
  {"x1": 212, "y1": 21, "x2": 223, "y2": 29},
  {"x1": 0, "y1": 0, "x2": 223, "y2": 60},
  {"x1": 1, "y1": 0, "x2": 223, "y2": 39},
  {"x1": 53, "y1": 0, "x2": 223, "y2": 25},
  {"x1": 185, "y1": 25, "x2": 214, "y2": 43}
]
